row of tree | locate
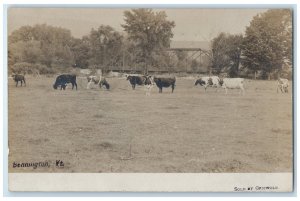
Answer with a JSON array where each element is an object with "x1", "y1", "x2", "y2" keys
[
  {"x1": 8, "y1": 8, "x2": 292, "y2": 79},
  {"x1": 211, "y1": 9, "x2": 292, "y2": 79}
]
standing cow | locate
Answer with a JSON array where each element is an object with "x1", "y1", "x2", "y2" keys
[
  {"x1": 219, "y1": 78, "x2": 245, "y2": 95},
  {"x1": 12, "y1": 74, "x2": 26, "y2": 87},
  {"x1": 53, "y1": 74, "x2": 77, "y2": 90},
  {"x1": 153, "y1": 76, "x2": 176, "y2": 93},
  {"x1": 126, "y1": 74, "x2": 154, "y2": 95},
  {"x1": 277, "y1": 78, "x2": 289, "y2": 93},
  {"x1": 126, "y1": 75, "x2": 147, "y2": 90}
]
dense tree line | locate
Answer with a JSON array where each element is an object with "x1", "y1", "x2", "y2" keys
[
  {"x1": 210, "y1": 9, "x2": 292, "y2": 79},
  {"x1": 8, "y1": 9, "x2": 292, "y2": 79}
]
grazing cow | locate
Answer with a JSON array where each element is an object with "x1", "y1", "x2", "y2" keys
[
  {"x1": 87, "y1": 75, "x2": 110, "y2": 90},
  {"x1": 87, "y1": 75, "x2": 101, "y2": 89},
  {"x1": 219, "y1": 78, "x2": 245, "y2": 95},
  {"x1": 153, "y1": 76, "x2": 176, "y2": 93},
  {"x1": 195, "y1": 76, "x2": 220, "y2": 91},
  {"x1": 12, "y1": 74, "x2": 26, "y2": 87},
  {"x1": 53, "y1": 74, "x2": 77, "y2": 90},
  {"x1": 277, "y1": 78, "x2": 289, "y2": 93}
]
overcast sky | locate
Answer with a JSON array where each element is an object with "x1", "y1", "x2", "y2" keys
[{"x1": 8, "y1": 8, "x2": 268, "y2": 41}]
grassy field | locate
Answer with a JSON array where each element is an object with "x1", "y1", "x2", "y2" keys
[{"x1": 8, "y1": 76, "x2": 293, "y2": 173}]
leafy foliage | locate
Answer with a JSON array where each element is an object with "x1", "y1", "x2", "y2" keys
[
  {"x1": 122, "y1": 9, "x2": 175, "y2": 73},
  {"x1": 8, "y1": 9, "x2": 292, "y2": 78},
  {"x1": 86, "y1": 25, "x2": 123, "y2": 69},
  {"x1": 8, "y1": 24, "x2": 74, "y2": 70},
  {"x1": 211, "y1": 33, "x2": 243, "y2": 77},
  {"x1": 241, "y1": 9, "x2": 292, "y2": 79}
]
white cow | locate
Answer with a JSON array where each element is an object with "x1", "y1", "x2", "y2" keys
[
  {"x1": 194, "y1": 76, "x2": 221, "y2": 91},
  {"x1": 219, "y1": 78, "x2": 245, "y2": 95},
  {"x1": 277, "y1": 78, "x2": 289, "y2": 93}
]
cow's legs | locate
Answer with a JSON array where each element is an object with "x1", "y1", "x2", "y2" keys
[
  {"x1": 20, "y1": 80, "x2": 23, "y2": 86},
  {"x1": 87, "y1": 81, "x2": 92, "y2": 89},
  {"x1": 159, "y1": 87, "x2": 162, "y2": 93},
  {"x1": 15, "y1": 81, "x2": 18, "y2": 87},
  {"x1": 132, "y1": 84, "x2": 135, "y2": 90},
  {"x1": 241, "y1": 86, "x2": 245, "y2": 95},
  {"x1": 171, "y1": 84, "x2": 174, "y2": 93},
  {"x1": 74, "y1": 82, "x2": 77, "y2": 90},
  {"x1": 224, "y1": 87, "x2": 228, "y2": 94},
  {"x1": 215, "y1": 86, "x2": 219, "y2": 92},
  {"x1": 280, "y1": 85, "x2": 284, "y2": 93},
  {"x1": 23, "y1": 79, "x2": 26, "y2": 86},
  {"x1": 145, "y1": 86, "x2": 150, "y2": 96}
]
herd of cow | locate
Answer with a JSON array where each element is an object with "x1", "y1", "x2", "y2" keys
[{"x1": 11, "y1": 73, "x2": 290, "y2": 94}]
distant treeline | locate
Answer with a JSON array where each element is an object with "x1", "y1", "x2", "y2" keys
[{"x1": 8, "y1": 9, "x2": 292, "y2": 79}]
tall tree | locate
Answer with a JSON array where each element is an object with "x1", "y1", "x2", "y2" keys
[
  {"x1": 70, "y1": 38, "x2": 90, "y2": 68},
  {"x1": 242, "y1": 9, "x2": 292, "y2": 79},
  {"x1": 87, "y1": 25, "x2": 123, "y2": 70},
  {"x1": 122, "y1": 9, "x2": 175, "y2": 74},
  {"x1": 211, "y1": 33, "x2": 243, "y2": 76}
]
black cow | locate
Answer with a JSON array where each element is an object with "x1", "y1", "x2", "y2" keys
[
  {"x1": 126, "y1": 75, "x2": 151, "y2": 90},
  {"x1": 153, "y1": 77, "x2": 176, "y2": 93},
  {"x1": 53, "y1": 74, "x2": 77, "y2": 90},
  {"x1": 12, "y1": 74, "x2": 26, "y2": 87}
]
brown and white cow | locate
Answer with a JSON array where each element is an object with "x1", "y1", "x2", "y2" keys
[
  {"x1": 126, "y1": 74, "x2": 154, "y2": 95},
  {"x1": 87, "y1": 75, "x2": 110, "y2": 90},
  {"x1": 195, "y1": 76, "x2": 220, "y2": 91}
]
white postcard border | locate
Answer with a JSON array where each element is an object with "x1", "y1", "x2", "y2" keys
[{"x1": 9, "y1": 173, "x2": 293, "y2": 192}]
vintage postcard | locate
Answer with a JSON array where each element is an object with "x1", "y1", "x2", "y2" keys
[{"x1": 6, "y1": 6, "x2": 294, "y2": 192}]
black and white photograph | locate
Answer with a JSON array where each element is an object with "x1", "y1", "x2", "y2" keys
[{"x1": 6, "y1": 5, "x2": 294, "y2": 192}]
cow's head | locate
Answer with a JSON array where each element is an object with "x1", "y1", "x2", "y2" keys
[
  {"x1": 53, "y1": 84, "x2": 58, "y2": 89},
  {"x1": 126, "y1": 75, "x2": 132, "y2": 81},
  {"x1": 144, "y1": 75, "x2": 153, "y2": 85},
  {"x1": 195, "y1": 78, "x2": 205, "y2": 86},
  {"x1": 100, "y1": 79, "x2": 110, "y2": 90}
]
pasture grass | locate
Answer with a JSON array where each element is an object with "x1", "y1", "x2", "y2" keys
[{"x1": 8, "y1": 76, "x2": 293, "y2": 173}]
